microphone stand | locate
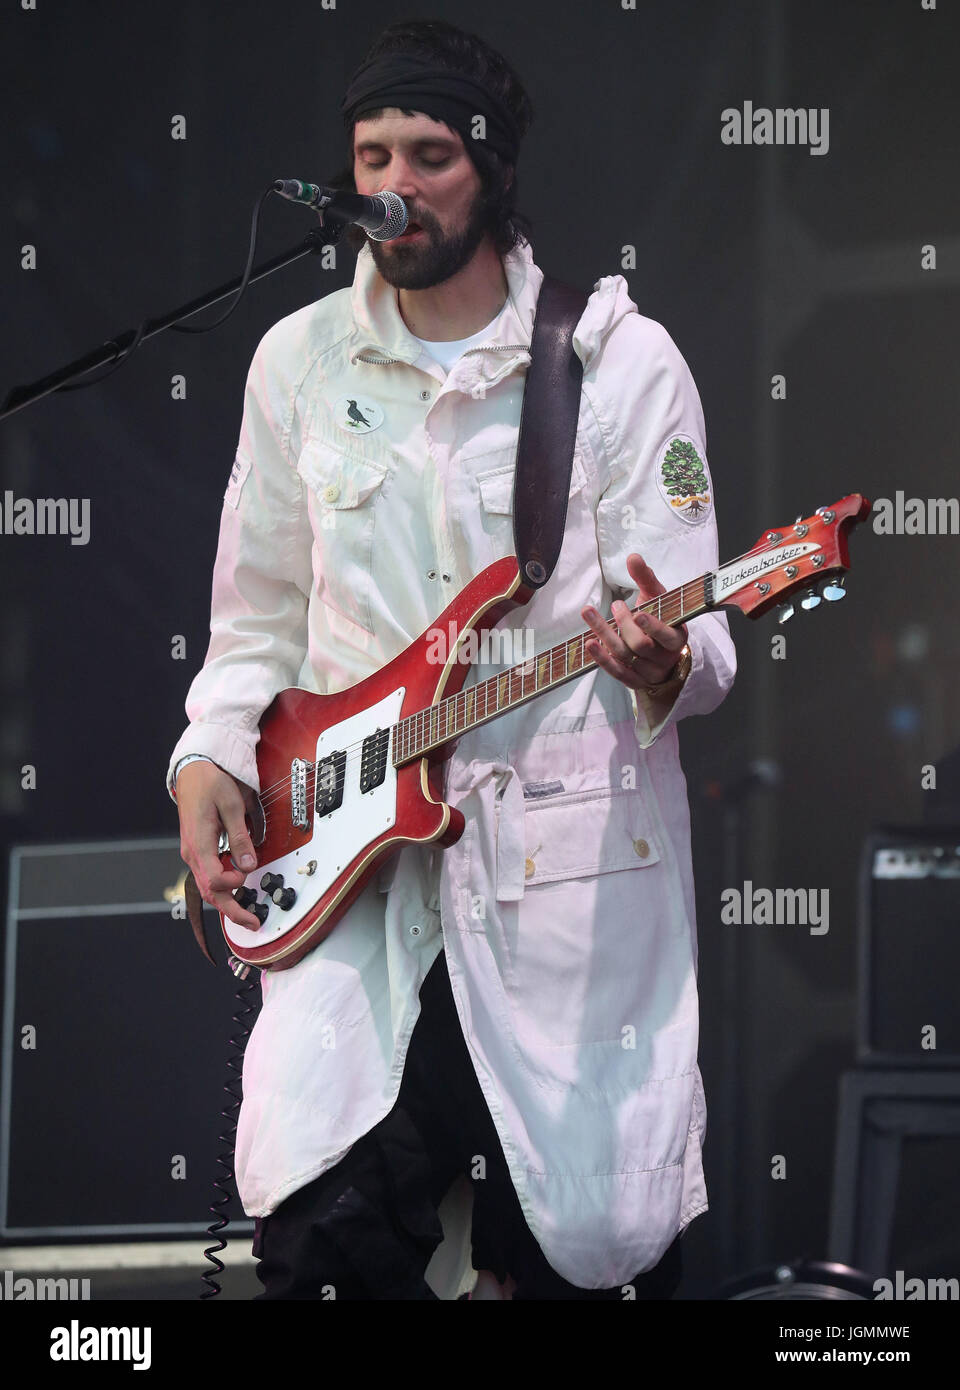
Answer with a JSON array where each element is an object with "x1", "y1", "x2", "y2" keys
[{"x1": 0, "y1": 222, "x2": 342, "y2": 422}]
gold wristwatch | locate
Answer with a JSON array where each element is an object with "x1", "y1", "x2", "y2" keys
[{"x1": 639, "y1": 642, "x2": 692, "y2": 699}]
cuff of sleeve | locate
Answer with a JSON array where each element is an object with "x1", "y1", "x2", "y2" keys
[
  {"x1": 630, "y1": 633, "x2": 703, "y2": 749},
  {"x1": 166, "y1": 723, "x2": 261, "y2": 802}
]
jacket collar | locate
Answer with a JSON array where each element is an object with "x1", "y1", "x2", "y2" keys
[{"x1": 348, "y1": 236, "x2": 542, "y2": 367}]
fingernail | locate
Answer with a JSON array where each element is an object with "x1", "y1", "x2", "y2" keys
[{"x1": 240, "y1": 854, "x2": 256, "y2": 868}]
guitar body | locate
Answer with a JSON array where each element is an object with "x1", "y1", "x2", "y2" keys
[
  {"x1": 219, "y1": 554, "x2": 533, "y2": 971},
  {"x1": 212, "y1": 493, "x2": 871, "y2": 973}
]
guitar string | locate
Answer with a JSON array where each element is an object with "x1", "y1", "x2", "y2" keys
[
  {"x1": 250, "y1": 585, "x2": 704, "y2": 824},
  {"x1": 249, "y1": 527, "x2": 833, "y2": 821},
  {"x1": 251, "y1": 590, "x2": 694, "y2": 816},
  {"x1": 250, "y1": 562, "x2": 755, "y2": 821}
]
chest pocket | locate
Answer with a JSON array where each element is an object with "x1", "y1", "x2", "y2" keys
[
  {"x1": 473, "y1": 451, "x2": 587, "y2": 571},
  {"x1": 475, "y1": 450, "x2": 587, "y2": 517},
  {"x1": 297, "y1": 437, "x2": 393, "y2": 636}
]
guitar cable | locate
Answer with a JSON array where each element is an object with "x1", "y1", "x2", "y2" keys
[{"x1": 199, "y1": 957, "x2": 261, "y2": 1299}]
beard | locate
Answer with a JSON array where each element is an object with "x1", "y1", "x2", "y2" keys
[{"x1": 344, "y1": 184, "x2": 494, "y2": 290}]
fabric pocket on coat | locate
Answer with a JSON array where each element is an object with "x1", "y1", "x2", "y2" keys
[
  {"x1": 475, "y1": 451, "x2": 587, "y2": 517},
  {"x1": 498, "y1": 785, "x2": 691, "y2": 1050},
  {"x1": 469, "y1": 450, "x2": 587, "y2": 573},
  {"x1": 519, "y1": 785, "x2": 662, "y2": 884},
  {"x1": 297, "y1": 437, "x2": 392, "y2": 636}
]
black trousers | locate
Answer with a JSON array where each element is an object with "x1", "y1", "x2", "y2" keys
[{"x1": 252, "y1": 949, "x2": 683, "y2": 1300}]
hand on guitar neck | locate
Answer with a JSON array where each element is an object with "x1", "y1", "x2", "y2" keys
[
  {"x1": 175, "y1": 760, "x2": 262, "y2": 930},
  {"x1": 583, "y1": 553, "x2": 689, "y2": 691}
]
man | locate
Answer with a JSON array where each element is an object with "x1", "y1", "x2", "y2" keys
[{"x1": 169, "y1": 19, "x2": 736, "y2": 1300}]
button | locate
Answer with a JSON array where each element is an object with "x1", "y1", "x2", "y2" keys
[
  {"x1": 420, "y1": 389, "x2": 431, "y2": 401},
  {"x1": 441, "y1": 573, "x2": 451, "y2": 582},
  {"x1": 409, "y1": 923, "x2": 422, "y2": 937},
  {"x1": 633, "y1": 838, "x2": 650, "y2": 858},
  {"x1": 427, "y1": 569, "x2": 437, "y2": 580},
  {"x1": 524, "y1": 858, "x2": 536, "y2": 879},
  {"x1": 323, "y1": 482, "x2": 340, "y2": 502}
]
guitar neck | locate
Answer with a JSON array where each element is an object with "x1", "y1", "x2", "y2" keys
[{"x1": 392, "y1": 573, "x2": 712, "y2": 766}]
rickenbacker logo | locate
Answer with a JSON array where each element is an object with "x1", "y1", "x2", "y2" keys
[{"x1": 715, "y1": 542, "x2": 818, "y2": 596}]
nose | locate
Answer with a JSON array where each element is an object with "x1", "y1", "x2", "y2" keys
[{"x1": 375, "y1": 153, "x2": 419, "y2": 202}]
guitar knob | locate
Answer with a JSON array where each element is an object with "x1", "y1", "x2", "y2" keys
[
  {"x1": 777, "y1": 602, "x2": 795, "y2": 624},
  {"x1": 234, "y1": 886, "x2": 258, "y2": 909},
  {"x1": 822, "y1": 576, "x2": 846, "y2": 601},
  {"x1": 800, "y1": 587, "x2": 821, "y2": 610},
  {"x1": 251, "y1": 901, "x2": 270, "y2": 925},
  {"x1": 260, "y1": 872, "x2": 284, "y2": 894},
  {"x1": 273, "y1": 887, "x2": 297, "y2": 911}
]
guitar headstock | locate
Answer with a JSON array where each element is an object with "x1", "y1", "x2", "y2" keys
[{"x1": 712, "y1": 494, "x2": 872, "y2": 622}]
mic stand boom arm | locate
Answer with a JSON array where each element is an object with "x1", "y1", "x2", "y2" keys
[{"x1": 0, "y1": 223, "x2": 341, "y2": 422}]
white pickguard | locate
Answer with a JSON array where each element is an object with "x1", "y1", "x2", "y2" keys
[{"x1": 226, "y1": 686, "x2": 406, "y2": 948}]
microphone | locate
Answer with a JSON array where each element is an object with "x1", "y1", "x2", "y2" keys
[{"x1": 273, "y1": 180, "x2": 408, "y2": 241}]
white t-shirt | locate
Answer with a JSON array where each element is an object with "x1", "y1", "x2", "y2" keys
[{"x1": 410, "y1": 301, "x2": 508, "y2": 371}]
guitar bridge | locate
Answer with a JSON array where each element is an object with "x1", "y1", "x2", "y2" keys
[{"x1": 290, "y1": 758, "x2": 309, "y2": 829}]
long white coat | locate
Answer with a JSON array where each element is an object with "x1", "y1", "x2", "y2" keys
[{"x1": 167, "y1": 237, "x2": 737, "y2": 1295}]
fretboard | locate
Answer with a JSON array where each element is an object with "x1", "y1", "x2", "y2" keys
[{"x1": 392, "y1": 573, "x2": 713, "y2": 765}]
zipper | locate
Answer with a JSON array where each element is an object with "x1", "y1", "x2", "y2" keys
[{"x1": 356, "y1": 343, "x2": 530, "y2": 366}]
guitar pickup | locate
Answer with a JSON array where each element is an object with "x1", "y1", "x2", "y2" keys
[
  {"x1": 315, "y1": 750, "x2": 346, "y2": 817},
  {"x1": 359, "y1": 727, "x2": 390, "y2": 794},
  {"x1": 290, "y1": 758, "x2": 310, "y2": 829}
]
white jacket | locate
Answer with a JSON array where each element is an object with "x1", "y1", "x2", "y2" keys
[{"x1": 167, "y1": 237, "x2": 736, "y2": 1293}]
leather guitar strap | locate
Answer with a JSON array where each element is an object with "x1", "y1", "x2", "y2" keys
[{"x1": 512, "y1": 275, "x2": 590, "y2": 589}]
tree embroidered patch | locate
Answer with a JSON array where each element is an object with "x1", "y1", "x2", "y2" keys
[{"x1": 655, "y1": 434, "x2": 712, "y2": 524}]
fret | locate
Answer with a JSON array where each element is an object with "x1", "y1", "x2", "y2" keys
[{"x1": 390, "y1": 564, "x2": 719, "y2": 764}]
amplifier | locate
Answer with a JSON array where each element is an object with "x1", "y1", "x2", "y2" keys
[
  {"x1": 1, "y1": 838, "x2": 257, "y2": 1240},
  {"x1": 857, "y1": 825, "x2": 960, "y2": 1066}
]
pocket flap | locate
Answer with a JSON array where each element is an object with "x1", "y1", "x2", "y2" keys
[
  {"x1": 476, "y1": 453, "x2": 586, "y2": 518},
  {"x1": 477, "y1": 467, "x2": 514, "y2": 515},
  {"x1": 298, "y1": 441, "x2": 389, "y2": 508},
  {"x1": 520, "y1": 787, "x2": 662, "y2": 885}
]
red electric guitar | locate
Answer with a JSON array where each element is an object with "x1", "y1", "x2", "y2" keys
[{"x1": 215, "y1": 494, "x2": 870, "y2": 971}]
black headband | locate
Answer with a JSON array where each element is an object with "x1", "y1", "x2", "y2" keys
[{"x1": 340, "y1": 54, "x2": 521, "y2": 167}]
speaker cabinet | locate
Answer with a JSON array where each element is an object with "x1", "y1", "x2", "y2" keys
[{"x1": 1, "y1": 839, "x2": 257, "y2": 1239}]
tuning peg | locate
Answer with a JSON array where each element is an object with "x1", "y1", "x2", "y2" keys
[
  {"x1": 822, "y1": 576, "x2": 846, "y2": 601},
  {"x1": 800, "y1": 586, "x2": 822, "y2": 610},
  {"x1": 777, "y1": 601, "x2": 795, "y2": 624}
]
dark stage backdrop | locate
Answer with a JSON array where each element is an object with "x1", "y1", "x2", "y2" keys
[{"x1": 1, "y1": 0, "x2": 958, "y2": 1297}]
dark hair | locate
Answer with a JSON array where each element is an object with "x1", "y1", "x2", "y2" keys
[{"x1": 333, "y1": 18, "x2": 534, "y2": 256}]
